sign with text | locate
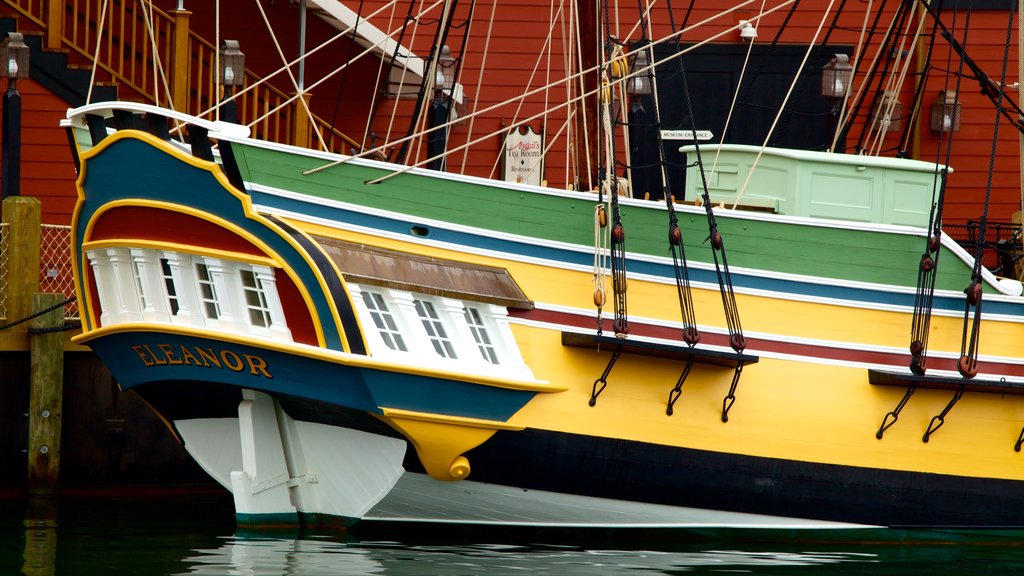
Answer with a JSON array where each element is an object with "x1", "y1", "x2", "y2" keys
[
  {"x1": 659, "y1": 129, "x2": 714, "y2": 141},
  {"x1": 502, "y1": 125, "x2": 544, "y2": 186}
]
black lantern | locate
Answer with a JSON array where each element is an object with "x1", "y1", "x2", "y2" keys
[
  {"x1": 0, "y1": 32, "x2": 28, "y2": 80},
  {"x1": 427, "y1": 45, "x2": 458, "y2": 170},
  {"x1": 219, "y1": 40, "x2": 245, "y2": 88},
  {"x1": 930, "y1": 90, "x2": 961, "y2": 133},
  {"x1": 1, "y1": 32, "x2": 28, "y2": 201},
  {"x1": 821, "y1": 54, "x2": 852, "y2": 100}
]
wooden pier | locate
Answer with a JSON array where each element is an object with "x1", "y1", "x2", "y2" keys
[{"x1": 0, "y1": 196, "x2": 212, "y2": 491}]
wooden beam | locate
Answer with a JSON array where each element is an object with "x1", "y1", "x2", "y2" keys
[
  {"x1": 171, "y1": 10, "x2": 192, "y2": 114},
  {"x1": 46, "y1": 0, "x2": 64, "y2": 51}
]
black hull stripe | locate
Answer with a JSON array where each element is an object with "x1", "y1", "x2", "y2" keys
[{"x1": 264, "y1": 214, "x2": 366, "y2": 354}]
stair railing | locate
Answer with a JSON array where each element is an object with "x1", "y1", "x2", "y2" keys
[{"x1": 4, "y1": 0, "x2": 361, "y2": 154}]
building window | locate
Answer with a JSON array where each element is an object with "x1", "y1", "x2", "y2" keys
[
  {"x1": 240, "y1": 269, "x2": 272, "y2": 328},
  {"x1": 160, "y1": 257, "x2": 180, "y2": 316},
  {"x1": 195, "y1": 262, "x2": 221, "y2": 319},
  {"x1": 414, "y1": 299, "x2": 457, "y2": 359},
  {"x1": 362, "y1": 291, "x2": 408, "y2": 352},
  {"x1": 464, "y1": 306, "x2": 499, "y2": 364}
]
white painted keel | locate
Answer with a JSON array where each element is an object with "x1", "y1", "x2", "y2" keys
[{"x1": 174, "y1": 390, "x2": 407, "y2": 522}]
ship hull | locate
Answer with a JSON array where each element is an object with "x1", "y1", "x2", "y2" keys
[{"x1": 65, "y1": 103, "x2": 1024, "y2": 532}]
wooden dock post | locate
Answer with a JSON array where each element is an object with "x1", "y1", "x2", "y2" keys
[
  {"x1": 28, "y1": 292, "x2": 65, "y2": 494},
  {"x1": 2, "y1": 196, "x2": 41, "y2": 337}
]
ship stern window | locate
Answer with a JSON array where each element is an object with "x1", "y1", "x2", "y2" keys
[
  {"x1": 361, "y1": 290, "x2": 408, "y2": 352},
  {"x1": 195, "y1": 262, "x2": 222, "y2": 320},
  {"x1": 414, "y1": 298, "x2": 458, "y2": 359}
]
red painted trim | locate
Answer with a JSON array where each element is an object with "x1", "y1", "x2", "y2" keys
[
  {"x1": 509, "y1": 308, "x2": 1024, "y2": 377},
  {"x1": 274, "y1": 269, "x2": 318, "y2": 346},
  {"x1": 88, "y1": 206, "x2": 264, "y2": 256}
]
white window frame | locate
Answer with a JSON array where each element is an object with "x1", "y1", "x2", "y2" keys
[
  {"x1": 347, "y1": 283, "x2": 534, "y2": 379},
  {"x1": 85, "y1": 247, "x2": 291, "y2": 343}
]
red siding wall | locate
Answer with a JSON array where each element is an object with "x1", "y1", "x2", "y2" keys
[
  {"x1": 1, "y1": 77, "x2": 79, "y2": 225},
  {"x1": 7, "y1": 1, "x2": 1021, "y2": 227}
]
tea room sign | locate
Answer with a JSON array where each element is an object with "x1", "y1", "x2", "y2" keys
[{"x1": 502, "y1": 125, "x2": 544, "y2": 186}]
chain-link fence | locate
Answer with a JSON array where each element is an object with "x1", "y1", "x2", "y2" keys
[{"x1": 39, "y1": 224, "x2": 79, "y2": 320}]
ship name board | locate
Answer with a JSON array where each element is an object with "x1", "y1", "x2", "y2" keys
[{"x1": 131, "y1": 343, "x2": 273, "y2": 378}]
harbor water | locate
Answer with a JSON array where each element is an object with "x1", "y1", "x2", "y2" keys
[{"x1": 4, "y1": 491, "x2": 1024, "y2": 575}]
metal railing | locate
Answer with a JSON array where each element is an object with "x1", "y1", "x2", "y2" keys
[
  {"x1": 943, "y1": 220, "x2": 1022, "y2": 279},
  {"x1": 5, "y1": 0, "x2": 361, "y2": 154}
]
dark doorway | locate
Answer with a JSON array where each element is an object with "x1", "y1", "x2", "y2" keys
[{"x1": 636, "y1": 43, "x2": 853, "y2": 201}]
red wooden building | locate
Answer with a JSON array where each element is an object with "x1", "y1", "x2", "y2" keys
[{"x1": 0, "y1": 0, "x2": 1021, "y2": 229}]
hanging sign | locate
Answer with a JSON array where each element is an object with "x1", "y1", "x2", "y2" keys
[
  {"x1": 659, "y1": 129, "x2": 714, "y2": 141},
  {"x1": 502, "y1": 125, "x2": 544, "y2": 186}
]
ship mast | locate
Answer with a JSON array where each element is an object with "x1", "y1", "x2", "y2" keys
[{"x1": 572, "y1": 0, "x2": 600, "y2": 191}]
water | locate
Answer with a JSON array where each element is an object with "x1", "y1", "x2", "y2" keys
[{"x1": 4, "y1": 492, "x2": 1024, "y2": 575}]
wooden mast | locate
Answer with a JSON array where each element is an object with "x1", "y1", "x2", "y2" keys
[{"x1": 572, "y1": 0, "x2": 600, "y2": 191}]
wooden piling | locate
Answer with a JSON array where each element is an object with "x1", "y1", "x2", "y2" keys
[
  {"x1": 2, "y1": 196, "x2": 41, "y2": 337},
  {"x1": 28, "y1": 293, "x2": 65, "y2": 495}
]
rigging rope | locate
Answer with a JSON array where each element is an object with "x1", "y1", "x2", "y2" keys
[
  {"x1": 672, "y1": 28, "x2": 746, "y2": 352},
  {"x1": 909, "y1": 0, "x2": 958, "y2": 376},
  {"x1": 958, "y1": 0, "x2": 1015, "y2": 379},
  {"x1": 658, "y1": 0, "x2": 700, "y2": 345},
  {"x1": 601, "y1": 0, "x2": 629, "y2": 337}
]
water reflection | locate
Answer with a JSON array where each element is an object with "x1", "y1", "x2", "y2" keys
[
  {"x1": 178, "y1": 537, "x2": 887, "y2": 575},
  {"x1": 4, "y1": 496, "x2": 1024, "y2": 575},
  {"x1": 21, "y1": 498, "x2": 57, "y2": 576}
]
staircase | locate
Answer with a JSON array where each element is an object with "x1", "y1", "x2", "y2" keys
[{"x1": 1, "y1": 0, "x2": 360, "y2": 154}]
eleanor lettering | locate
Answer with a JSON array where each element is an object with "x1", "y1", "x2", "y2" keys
[{"x1": 129, "y1": 343, "x2": 273, "y2": 379}]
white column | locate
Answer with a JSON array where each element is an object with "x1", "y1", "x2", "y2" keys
[
  {"x1": 162, "y1": 251, "x2": 198, "y2": 325},
  {"x1": 204, "y1": 257, "x2": 240, "y2": 330},
  {"x1": 105, "y1": 248, "x2": 143, "y2": 322},
  {"x1": 86, "y1": 249, "x2": 118, "y2": 327},
  {"x1": 130, "y1": 248, "x2": 167, "y2": 322}
]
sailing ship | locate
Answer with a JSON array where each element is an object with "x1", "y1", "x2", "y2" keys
[{"x1": 62, "y1": 0, "x2": 1024, "y2": 531}]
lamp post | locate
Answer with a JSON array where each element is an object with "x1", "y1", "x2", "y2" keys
[
  {"x1": 219, "y1": 39, "x2": 244, "y2": 124},
  {"x1": 1, "y1": 32, "x2": 29, "y2": 200},
  {"x1": 627, "y1": 45, "x2": 657, "y2": 199},
  {"x1": 821, "y1": 53, "x2": 852, "y2": 152},
  {"x1": 426, "y1": 45, "x2": 456, "y2": 171}
]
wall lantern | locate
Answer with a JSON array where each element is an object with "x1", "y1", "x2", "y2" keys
[
  {"x1": 627, "y1": 47, "x2": 653, "y2": 96},
  {"x1": 871, "y1": 90, "x2": 903, "y2": 133},
  {"x1": 930, "y1": 90, "x2": 961, "y2": 133},
  {"x1": 1, "y1": 32, "x2": 29, "y2": 80},
  {"x1": 821, "y1": 54, "x2": 852, "y2": 100},
  {"x1": 435, "y1": 45, "x2": 456, "y2": 97},
  {"x1": 219, "y1": 40, "x2": 245, "y2": 87}
]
